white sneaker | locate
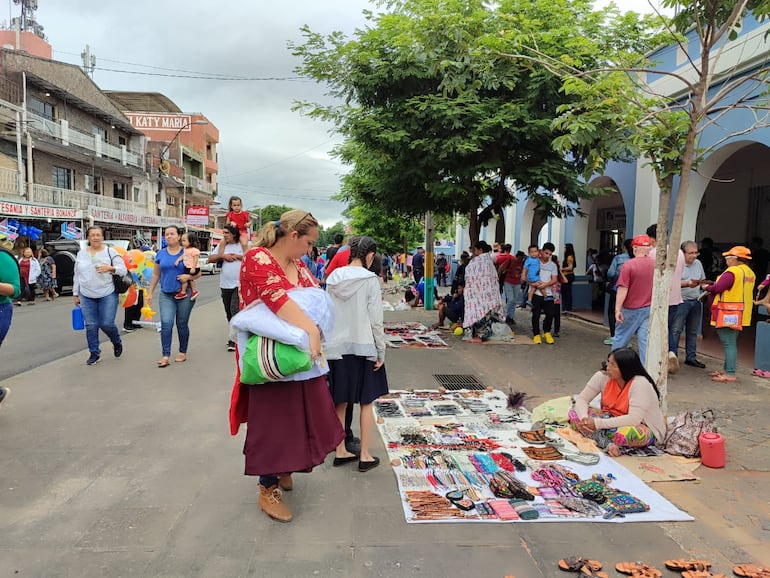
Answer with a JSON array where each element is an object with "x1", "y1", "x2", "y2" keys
[{"x1": 668, "y1": 351, "x2": 680, "y2": 374}]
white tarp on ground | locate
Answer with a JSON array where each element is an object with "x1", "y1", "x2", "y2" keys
[{"x1": 375, "y1": 389, "x2": 694, "y2": 524}]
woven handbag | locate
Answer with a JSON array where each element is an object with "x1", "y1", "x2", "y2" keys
[
  {"x1": 240, "y1": 334, "x2": 312, "y2": 385},
  {"x1": 661, "y1": 408, "x2": 716, "y2": 458}
]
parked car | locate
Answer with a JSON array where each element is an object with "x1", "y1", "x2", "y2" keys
[
  {"x1": 199, "y1": 252, "x2": 219, "y2": 275},
  {"x1": 43, "y1": 239, "x2": 80, "y2": 295}
]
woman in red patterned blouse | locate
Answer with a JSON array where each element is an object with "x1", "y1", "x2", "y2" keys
[{"x1": 237, "y1": 209, "x2": 344, "y2": 523}]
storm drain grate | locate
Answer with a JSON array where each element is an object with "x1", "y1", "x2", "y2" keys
[{"x1": 432, "y1": 374, "x2": 486, "y2": 391}]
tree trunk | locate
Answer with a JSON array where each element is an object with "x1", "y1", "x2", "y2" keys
[
  {"x1": 468, "y1": 186, "x2": 481, "y2": 246},
  {"x1": 646, "y1": 173, "x2": 673, "y2": 415}
]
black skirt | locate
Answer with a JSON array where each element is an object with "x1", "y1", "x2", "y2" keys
[{"x1": 328, "y1": 355, "x2": 389, "y2": 405}]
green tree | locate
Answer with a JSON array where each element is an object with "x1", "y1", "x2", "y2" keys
[
  {"x1": 317, "y1": 221, "x2": 346, "y2": 248},
  {"x1": 291, "y1": 0, "x2": 647, "y2": 244},
  {"x1": 518, "y1": 0, "x2": 770, "y2": 409},
  {"x1": 345, "y1": 202, "x2": 423, "y2": 254},
  {"x1": 247, "y1": 204, "x2": 296, "y2": 229}
]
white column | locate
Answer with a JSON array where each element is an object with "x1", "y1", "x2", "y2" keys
[
  {"x1": 60, "y1": 119, "x2": 69, "y2": 146},
  {"x1": 633, "y1": 160, "x2": 659, "y2": 235}
]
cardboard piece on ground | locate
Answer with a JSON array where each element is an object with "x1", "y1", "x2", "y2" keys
[{"x1": 614, "y1": 454, "x2": 700, "y2": 482}]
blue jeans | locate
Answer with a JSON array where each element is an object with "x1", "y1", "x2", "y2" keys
[
  {"x1": 502, "y1": 282, "x2": 522, "y2": 321},
  {"x1": 667, "y1": 304, "x2": 679, "y2": 353},
  {"x1": 670, "y1": 300, "x2": 702, "y2": 361},
  {"x1": 79, "y1": 292, "x2": 121, "y2": 355},
  {"x1": 0, "y1": 302, "x2": 12, "y2": 347},
  {"x1": 159, "y1": 290, "x2": 195, "y2": 357},
  {"x1": 612, "y1": 306, "x2": 650, "y2": 365}
]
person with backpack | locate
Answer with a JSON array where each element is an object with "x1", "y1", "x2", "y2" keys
[{"x1": 0, "y1": 246, "x2": 21, "y2": 408}]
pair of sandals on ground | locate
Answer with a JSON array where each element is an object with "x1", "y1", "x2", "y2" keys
[
  {"x1": 157, "y1": 353, "x2": 186, "y2": 368},
  {"x1": 710, "y1": 369, "x2": 737, "y2": 383},
  {"x1": 558, "y1": 556, "x2": 768, "y2": 577}
]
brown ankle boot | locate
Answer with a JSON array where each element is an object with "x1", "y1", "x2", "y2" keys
[
  {"x1": 278, "y1": 474, "x2": 293, "y2": 492},
  {"x1": 258, "y1": 484, "x2": 292, "y2": 522}
]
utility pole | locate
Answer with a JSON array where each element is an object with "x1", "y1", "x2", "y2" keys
[
  {"x1": 81, "y1": 44, "x2": 96, "y2": 78},
  {"x1": 423, "y1": 212, "x2": 435, "y2": 310}
]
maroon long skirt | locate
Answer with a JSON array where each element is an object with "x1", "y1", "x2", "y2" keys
[{"x1": 243, "y1": 375, "x2": 344, "y2": 476}]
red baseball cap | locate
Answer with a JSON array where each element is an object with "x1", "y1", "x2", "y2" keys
[{"x1": 631, "y1": 235, "x2": 654, "y2": 247}]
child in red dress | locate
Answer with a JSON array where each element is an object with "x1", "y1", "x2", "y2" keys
[{"x1": 226, "y1": 196, "x2": 251, "y2": 251}]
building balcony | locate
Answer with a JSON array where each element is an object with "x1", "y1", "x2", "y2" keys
[
  {"x1": 29, "y1": 183, "x2": 153, "y2": 214},
  {"x1": 185, "y1": 174, "x2": 214, "y2": 195},
  {"x1": 0, "y1": 166, "x2": 21, "y2": 196},
  {"x1": 204, "y1": 156, "x2": 218, "y2": 172},
  {"x1": 25, "y1": 110, "x2": 143, "y2": 169}
]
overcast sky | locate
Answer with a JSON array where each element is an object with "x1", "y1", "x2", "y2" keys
[{"x1": 29, "y1": 0, "x2": 662, "y2": 227}]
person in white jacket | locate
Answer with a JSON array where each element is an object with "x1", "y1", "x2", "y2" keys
[{"x1": 325, "y1": 236, "x2": 388, "y2": 473}]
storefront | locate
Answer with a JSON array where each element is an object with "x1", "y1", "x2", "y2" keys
[
  {"x1": 87, "y1": 205, "x2": 184, "y2": 247},
  {"x1": 0, "y1": 200, "x2": 85, "y2": 248}
]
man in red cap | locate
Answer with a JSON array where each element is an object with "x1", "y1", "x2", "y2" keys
[{"x1": 613, "y1": 234, "x2": 655, "y2": 364}]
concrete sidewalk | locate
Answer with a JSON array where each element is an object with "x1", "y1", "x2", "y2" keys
[{"x1": 1, "y1": 300, "x2": 768, "y2": 577}]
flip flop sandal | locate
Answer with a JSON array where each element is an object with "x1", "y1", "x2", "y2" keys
[
  {"x1": 615, "y1": 562, "x2": 662, "y2": 577},
  {"x1": 519, "y1": 429, "x2": 548, "y2": 444},
  {"x1": 157, "y1": 357, "x2": 170, "y2": 368},
  {"x1": 752, "y1": 369, "x2": 765, "y2": 377},
  {"x1": 665, "y1": 560, "x2": 712, "y2": 572},
  {"x1": 711, "y1": 374, "x2": 737, "y2": 383},
  {"x1": 558, "y1": 558, "x2": 602, "y2": 573},
  {"x1": 733, "y1": 564, "x2": 770, "y2": 577},
  {"x1": 581, "y1": 570, "x2": 608, "y2": 578},
  {"x1": 710, "y1": 370, "x2": 726, "y2": 377}
]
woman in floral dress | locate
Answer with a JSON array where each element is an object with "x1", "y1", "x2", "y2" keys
[
  {"x1": 38, "y1": 249, "x2": 58, "y2": 300},
  {"x1": 230, "y1": 209, "x2": 344, "y2": 523},
  {"x1": 463, "y1": 241, "x2": 505, "y2": 342}
]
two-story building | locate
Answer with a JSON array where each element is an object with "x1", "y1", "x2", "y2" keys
[
  {"x1": 105, "y1": 91, "x2": 220, "y2": 247},
  {"x1": 0, "y1": 47, "x2": 179, "y2": 246}
]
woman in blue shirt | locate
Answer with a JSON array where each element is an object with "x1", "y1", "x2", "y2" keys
[{"x1": 146, "y1": 226, "x2": 201, "y2": 368}]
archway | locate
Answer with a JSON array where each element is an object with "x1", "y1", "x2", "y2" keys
[{"x1": 691, "y1": 141, "x2": 769, "y2": 250}]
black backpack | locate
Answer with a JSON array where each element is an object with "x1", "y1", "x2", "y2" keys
[{"x1": 0, "y1": 247, "x2": 21, "y2": 286}]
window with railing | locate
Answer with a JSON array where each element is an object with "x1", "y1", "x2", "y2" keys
[
  {"x1": 52, "y1": 166, "x2": 72, "y2": 189},
  {"x1": 29, "y1": 97, "x2": 55, "y2": 121},
  {"x1": 85, "y1": 174, "x2": 100, "y2": 194},
  {"x1": 92, "y1": 126, "x2": 108, "y2": 143},
  {"x1": 113, "y1": 182, "x2": 127, "y2": 200}
]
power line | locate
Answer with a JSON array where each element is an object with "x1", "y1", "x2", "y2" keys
[
  {"x1": 218, "y1": 139, "x2": 338, "y2": 179},
  {"x1": 93, "y1": 67, "x2": 304, "y2": 81},
  {"x1": 53, "y1": 49, "x2": 305, "y2": 81},
  {"x1": 216, "y1": 184, "x2": 343, "y2": 203}
]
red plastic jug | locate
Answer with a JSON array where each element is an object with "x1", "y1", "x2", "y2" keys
[{"x1": 699, "y1": 432, "x2": 725, "y2": 468}]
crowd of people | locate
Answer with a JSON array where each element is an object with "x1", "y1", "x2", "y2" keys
[{"x1": 1, "y1": 201, "x2": 767, "y2": 523}]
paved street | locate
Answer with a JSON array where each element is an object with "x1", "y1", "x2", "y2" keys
[
  {"x1": 1, "y1": 295, "x2": 769, "y2": 577},
  {"x1": 0, "y1": 274, "x2": 222, "y2": 381}
]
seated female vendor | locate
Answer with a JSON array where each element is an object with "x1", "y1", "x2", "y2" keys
[{"x1": 570, "y1": 347, "x2": 666, "y2": 457}]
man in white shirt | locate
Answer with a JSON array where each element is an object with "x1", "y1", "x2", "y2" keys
[
  {"x1": 530, "y1": 242, "x2": 559, "y2": 344},
  {"x1": 670, "y1": 241, "x2": 707, "y2": 369},
  {"x1": 207, "y1": 225, "x2": 244, "y2": 351}
]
